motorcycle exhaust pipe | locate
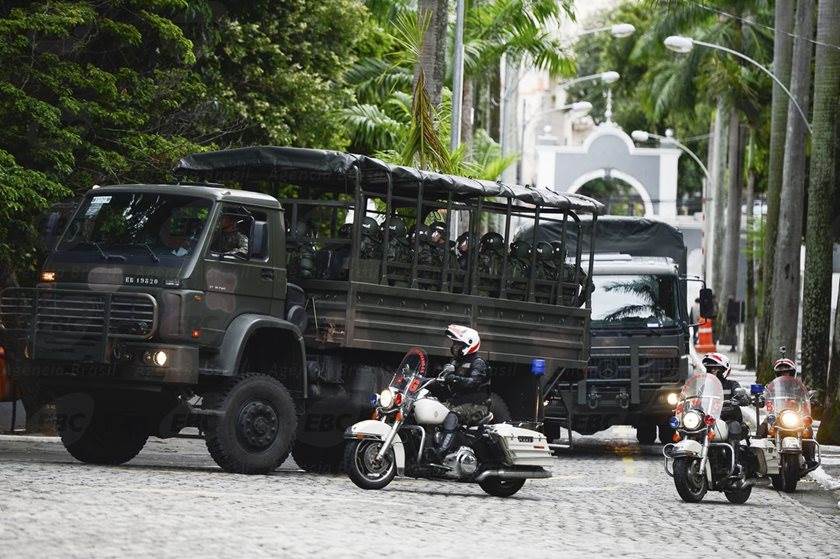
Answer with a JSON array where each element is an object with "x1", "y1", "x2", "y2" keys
[
  {"x1": 474, "y1": 468, "x2": 552, "y2": 482},
  {"x1": 744, "y1": 477, "x2": 773, "y2": 488}
]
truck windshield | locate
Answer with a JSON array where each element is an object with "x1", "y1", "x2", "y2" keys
[
  {"x1": 56, "y1": 192, "x2": 212, "y2": 266},
  {"x1": 590, "y1": 274, "x2": 679, "y2": 327}
]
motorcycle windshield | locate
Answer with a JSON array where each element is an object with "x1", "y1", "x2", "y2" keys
[
  {"x1": 676, "y1": 373, "x2": 724, "y2": 419},
  {"x1": 765, "y1": 376, "x2": 810, "y2": 416},
  {"x1": 389, "y1": 347, "x2": 429, "y2": 394}
]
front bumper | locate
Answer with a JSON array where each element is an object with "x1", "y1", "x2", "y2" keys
[{"x1": 3, "y1": 340, "x2": 198, "y2": 387}]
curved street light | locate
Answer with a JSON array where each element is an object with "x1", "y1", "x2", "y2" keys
[
  {"x1": 574, "y1": 23, "x2": 637, "y2": 40},
  {"x1": 630, "y1": 129, "x2": 710, "y2": 180},
  {"x1": 558, "y1": 71, "x2": 620, "y2": 90},
  {"x1": 664, "y1": 35, "x2": 812, "y2": 134}
]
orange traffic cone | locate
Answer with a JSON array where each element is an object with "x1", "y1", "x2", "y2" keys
[{"x1": 695, "y1": 318, "x2": 717, "y2": 353}]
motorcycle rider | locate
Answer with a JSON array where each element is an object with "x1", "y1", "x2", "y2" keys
[
  {"x1": 703, "y1": 353, "x2": 751, "y2": 480},
  {"x1": 432, "y1": 324, "x2": 491, "y2": 462}
]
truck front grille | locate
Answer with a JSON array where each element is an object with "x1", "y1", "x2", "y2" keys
[
  {"x1": 587, "y1": 355, "x2": 680, "y2": 382},
  {"x1": 0, "y1": 288, "x2": 157, "y2": 340}
]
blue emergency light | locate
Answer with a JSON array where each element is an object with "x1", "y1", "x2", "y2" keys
[
  {"x1": 668, "y1": 416, "x2": 680, "y2": 429},
  {"x1": 750, "y1": 383, "x2": 764, "y2": 395},
  {"x1": 531, "y1": 358, "x2": 546, "y2": 376}
]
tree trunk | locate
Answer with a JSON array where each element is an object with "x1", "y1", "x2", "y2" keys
[
  {"x1": 765, "y1": 0, "x2": 815, "y2": 384},
  {"x1": 460, "y1": 76, "x2": 475, "y2": 154},
  {"x1": 744, "y1": 136, "x2": 757, "y2": 369},
  {"x1": 416, "y1": 0, "x2": 449, "y2": 106},
  {"x1": 488, "y1": 63, "x2": 501, "y2": 142},
  {"x1": 759, "y1": 0, "x2": 795, "y2": 371},
  {"x1": 801, "y1": 0, "x2": 840, "y2": 394},
  {"x1": 817, "y1": 279, "x2": 840, "y2": 444},
  {"x1": 720, "y1": 116, "x2": 744, "y2": 311},
  {"x1": 711, "y1": 98, "x2": 729, "y2": 300},
  {"x1": 703, "y1": 113, "x2": 716, "y2": 284}
]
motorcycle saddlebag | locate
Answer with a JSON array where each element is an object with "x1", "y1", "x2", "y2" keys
[{"x1": 484, "y1": 424, "x2": 554, "y2": 467}]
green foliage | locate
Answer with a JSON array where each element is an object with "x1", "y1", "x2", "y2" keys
[{"x1": 0, "y1": 0, "x2": 374, "y2": 281}]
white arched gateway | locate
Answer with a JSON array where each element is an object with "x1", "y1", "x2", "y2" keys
[{"x1": 536, "y1": 123, "x2": 682, "y2": 219}]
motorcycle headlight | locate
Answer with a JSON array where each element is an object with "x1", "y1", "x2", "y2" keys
[
  {"x1": 682, "y1": 411, "x2": 702, "y2": 431},
  {"x1": 378, "y1": 389, "x2": 394, "y2": 409},
  {"x1": 779, "y1": 410, "x2": 802, "y2": 429}
]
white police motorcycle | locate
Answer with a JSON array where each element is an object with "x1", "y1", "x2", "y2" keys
[
  {"x1": 344, "y1": 348, "x2": 553, "y2": 497},
  {"x1": 754, "y1": 375, "x2": 821, "y2": 492},
  {"x1": 662, "y1": 373, "x2": 759, "y2": 504}
]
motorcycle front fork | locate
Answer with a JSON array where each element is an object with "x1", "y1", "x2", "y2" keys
[{"x1": 375, "y1": 419, "x2": 402, "y2": 463}]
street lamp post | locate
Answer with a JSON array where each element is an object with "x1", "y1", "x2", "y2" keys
[
  {"x1": 664, "y1": 35, "x2": 812, "y2": 134},
  {"x1": 632, "y1": 128, "x2": 712, "y2": 280}
]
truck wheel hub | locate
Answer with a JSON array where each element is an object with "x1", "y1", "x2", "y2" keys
[{"x1": 237, "y1": 401, "x2": 279, "y2": 450}]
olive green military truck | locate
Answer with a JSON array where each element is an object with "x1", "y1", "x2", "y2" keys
[{"x1": 0, "y1": 147, "x2": 602, "y2": 474}]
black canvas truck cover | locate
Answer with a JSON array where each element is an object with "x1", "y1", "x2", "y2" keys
[{"x1": 518, "y1": 216, "x2": 686, "y2": 276}]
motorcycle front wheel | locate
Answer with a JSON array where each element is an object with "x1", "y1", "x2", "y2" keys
[
  {"x1": 724, "y1": 484, "x2": 752, "y2": 504},
  {"x1": 779, "y1": 453, "x2": 800, "y2": 493},
  {"x1": 344, "y1": 439, "x2": 396, "y2": 490},
  {"x1": 673, "y1": 457, "x2": 707, "y2": 503}
]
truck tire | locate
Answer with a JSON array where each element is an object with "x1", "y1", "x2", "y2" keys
[
  {"x1": 293, "y1": 395, "x2": 370, "y2": 474},
  {"x1": 489, "y1": 393, "x2": 512, "y2": 423},
  {"x1": 635, "y1": 422, "x2": 656, "y2": 445},
  {"x1": 56, "y1": 394, "x2": 148, "y2": 466},
  {"x1": 204, "y1": 374, "x2": 297, "y2": 474}
]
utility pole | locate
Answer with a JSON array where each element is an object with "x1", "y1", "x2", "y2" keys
[{"x1": 450, "y1": 0, "x2": 465, "y2": 151}]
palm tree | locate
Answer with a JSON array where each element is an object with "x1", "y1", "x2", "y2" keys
[
  {"x1": 765, "y1": 0, "x2": 815, "y2": 382},
  {"x1": 758, "y1": 1, "x2": 794, "y2": 370},
  {"x1": 804, "y1": 0, "x2": 840, "y2": 440}
]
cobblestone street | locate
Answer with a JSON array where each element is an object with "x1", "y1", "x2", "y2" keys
[{"x1": 2, "y1": 430, "x2": 838, "y2": 558}]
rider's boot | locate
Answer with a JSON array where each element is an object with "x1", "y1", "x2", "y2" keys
[{"x1": 431, "y1": 412, "x2": 460, "y2": 464}]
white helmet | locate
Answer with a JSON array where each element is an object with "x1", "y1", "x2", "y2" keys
[
  {"x1": 445, "y1": 324, "x2": 480, "y2": 356},
  {"x1": 702, "y1": 352, "x2": 731, "y2": 379}
]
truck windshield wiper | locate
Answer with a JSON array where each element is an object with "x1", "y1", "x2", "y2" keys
[
  {"x1": 76, "y1": 241, "x2": 126, "y2": 262},
  {"x1": 130, "y1": 242, "x2": 160, "y2": 263}
]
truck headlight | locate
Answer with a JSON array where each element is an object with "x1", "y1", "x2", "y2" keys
[
  {"x1": 142, "y1": 350, "x2": 169, "y2": 367},
  {"x1": 779, "y1": 410, "x2": 801, "y2": 429},
  {"x1": 666, "y1": 392, "x2": 679, "y2": 406},
  {"x1": 682, "y1": 411, "x2": 702, "y2": 431}
]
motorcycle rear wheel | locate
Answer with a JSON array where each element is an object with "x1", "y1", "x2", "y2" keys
[
  {"x1": 344, "y1": 439, "x2": 396, "y2": 490},
  {"x1": 673, "y1": 457, "x2": 707, "y2": 503},
  {"x1": 779, "y1": 454, "x2": 800, "y2": 493},
  {"x1": 478, "y1": 478, "x2": 526, "y2": 498}
]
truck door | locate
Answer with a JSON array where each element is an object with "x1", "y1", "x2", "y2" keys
[{"x1": 202, "y1": 204, "x2": 279, "y2": 330}]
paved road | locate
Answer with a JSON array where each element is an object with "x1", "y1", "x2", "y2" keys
[{"x1": 1, "y1": 431, "x2": 838, "y2": 559}]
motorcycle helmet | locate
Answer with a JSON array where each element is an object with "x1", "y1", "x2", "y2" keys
[
  {"x1": 773, "y1": 358, "x2": 797, "y2": 377},
  {"x1": 550, "y1": 241, "x2": 567, "y2": 263},
  {"x1": 455, "y1": 232, "x2": 475, "y2": 257},
  {"x1": 702, "y1": 352, "x2": 731, "y2": 380},
  {"x1": 535, "y1": 241, "x2": 554, "y2": 262},
  {"x1": 445, "y1": 324, "x2": 480, "y2": 357},
  {"x1": 429, "y1": 221, "x2": 448, "y2": 245},
  {"x1": 361, "y1": 216, "x2": 381, "y2": 240},
  {"x1": 387, "y1": 216, "x2": 407, "y2": 243},
  {"x1": 510, "y1": 240, "x2": 532, "y2": 261},
  {"x1": 479, "y1": 232, "x2": 504, "y2": 255},
  {"x1": 408, "y1": 223, "x2": 431, "y2": 245},
  {"x1": 287, "y1": 220, "x2": 312, "y2": 240}
]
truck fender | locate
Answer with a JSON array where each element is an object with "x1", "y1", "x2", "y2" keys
[
  {"x1": 345, "y1": 420, "x2": 406, "y2": 473},
  {"x1": 200, "y1": 314, "x2": 306, "y2": 390}
]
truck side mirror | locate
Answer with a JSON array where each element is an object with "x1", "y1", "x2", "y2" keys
[
  {"x1": 699, "y1": 287, "x2": 716, "y2": 319},
  {"x1": 250, "y1": 220, "x2": 268, "y2": 259}
]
